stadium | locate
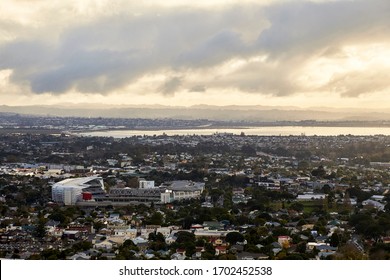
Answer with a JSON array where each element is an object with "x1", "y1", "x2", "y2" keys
[{"x1": 51, "y1": 177, "x2": 105, "y2": 205}]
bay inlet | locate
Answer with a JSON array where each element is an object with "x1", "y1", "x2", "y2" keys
[{"x1": 75, "y1": 126, "x2": 390, "y2": 137}]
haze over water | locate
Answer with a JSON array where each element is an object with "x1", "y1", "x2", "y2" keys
[{"x1": 77, "y1": 126, "x2": 390, "y2": 138}]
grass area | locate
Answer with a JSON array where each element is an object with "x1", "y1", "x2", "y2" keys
[
  {"x1": 300, "y1": 200, "x2": 325, "y2": 214},
  {"x1": 270, "y1": 200, "x2": 341, "y2": 214},
  {"x1": 269, "y1": 201, "x2": 284, "y2": 211}
]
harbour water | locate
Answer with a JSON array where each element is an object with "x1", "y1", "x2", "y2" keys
[{"x1": 76, "y1": 126, "x2": 390, "y2": 138}]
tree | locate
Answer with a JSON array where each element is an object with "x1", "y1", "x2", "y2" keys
[
  {"x1": 218, "y1": 253, "x2": 236, "y2": 260},
  {"x1": 349, "y1": 213, "x2": 375, "y2": 236},
  {"x1": 201, "y1": 250, "x2": 216, "y2": 260},
  {"x1": 321, "y1": 185, "x2": 332, "y2": 194},
  {"x1": 126, "y1": 177, "x2": 139, "y2": 188},
  {"x1": 149, "y1": 232, "x2": 165, "y2": 243},
  {"x1": 271, "y1": 227, "x2": 290, "y2": 238},
  {"x1": 48, "y1": 210, "x2": 67, "y2": 225},
  {"x1": 346, "y1": 187, "x2": 371, "y2": 203},
  {"x1": 93, "y1": 221, "x2": 105, "y2": 232},
  {"x1": 175, "y1": 231, "x2": 195, "y2": 244},
  {"x1": 146, "y1": 212, "x2": 164, "y2": 225},
  {"x1": 296, "y1": 242, "x2": 307, "y2": 254},
  {"x1": 181, "y1": 216, "x2": 194, "y2": 229},
  {"x1": 40, "y1": 249, "x2": 61, "y2": 260},
  {"x1": 115, "y1": 240, "x2": 139, "y2": 260},
  {"x1": 385, "y1": 203, "x2": 390, "y2": 213},
  {"x1": 123, "y1": 239, "x2": 138, "y2": 249},
  {"x1": 225, "y1": 232, "x2": 245, "y2": 245},
  {"x1": 364, "y1": 224, "x2": 383, "y2": 242},
  {"x1": 185, "y1": 243, "x2": 196, "y2": 258},
  {"x1": 289, "y1": 202, "x2": 304, "y2": 212},
  {"x1": 369, "y1": 244, "x2": 390, "y2": 260},
  {"x1": 311, "y1": 165, "x2": 326, "y2": 178},
  {"x1": 298, "y1": 160, "x2": 310, "y2": 170},
  {"x1": 72, "y1": 241, "x2": 92, "y2": 252},
  {"x1": 330, "y1": 233, "x2": 340, "y2": 247},
  {"x1": 34, "y1": 217, "x2": 46, "y2": 239},
  {"x1": 334, "y1": 244, "x2": 366, "y2": 260},
  {"x1": 241, "y1": 145, "x2": 256, "y2": 156},
  {"x1": 280, "y1": 253, "x2": 308, "y2": 260}
]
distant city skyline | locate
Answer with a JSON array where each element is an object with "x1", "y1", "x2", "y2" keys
[{"x1": 1, "y1": 0, "x2": 390, "y2": 109}]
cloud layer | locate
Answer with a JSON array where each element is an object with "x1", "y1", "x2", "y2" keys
[{"x1": 1, "y1": 0, "x2": 390, "y2": 105}]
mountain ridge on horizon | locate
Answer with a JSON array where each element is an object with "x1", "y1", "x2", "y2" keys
[{"x1": 1, "y1": 104, "x2": 389, "y2": 122}]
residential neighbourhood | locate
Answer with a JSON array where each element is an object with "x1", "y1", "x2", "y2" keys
[
  {"x1": 1, "y1": 120, "x2": 390, "y2": 260},
  {"x1": 2, "y1": 4, "x2": 390, "y2": 280}
]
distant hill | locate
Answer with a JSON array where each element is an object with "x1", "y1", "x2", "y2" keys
[{"x1": 1, "y1": 104, "x2": 390, "y2": 121}]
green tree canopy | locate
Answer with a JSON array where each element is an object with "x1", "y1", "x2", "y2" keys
[{"x1": 225, "y1": 232, "x2": 245, "y2": 245}]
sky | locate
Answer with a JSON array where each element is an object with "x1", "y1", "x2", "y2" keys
[{"x1": 1, "y1": 0, "x2": 390, "y2": 108}]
